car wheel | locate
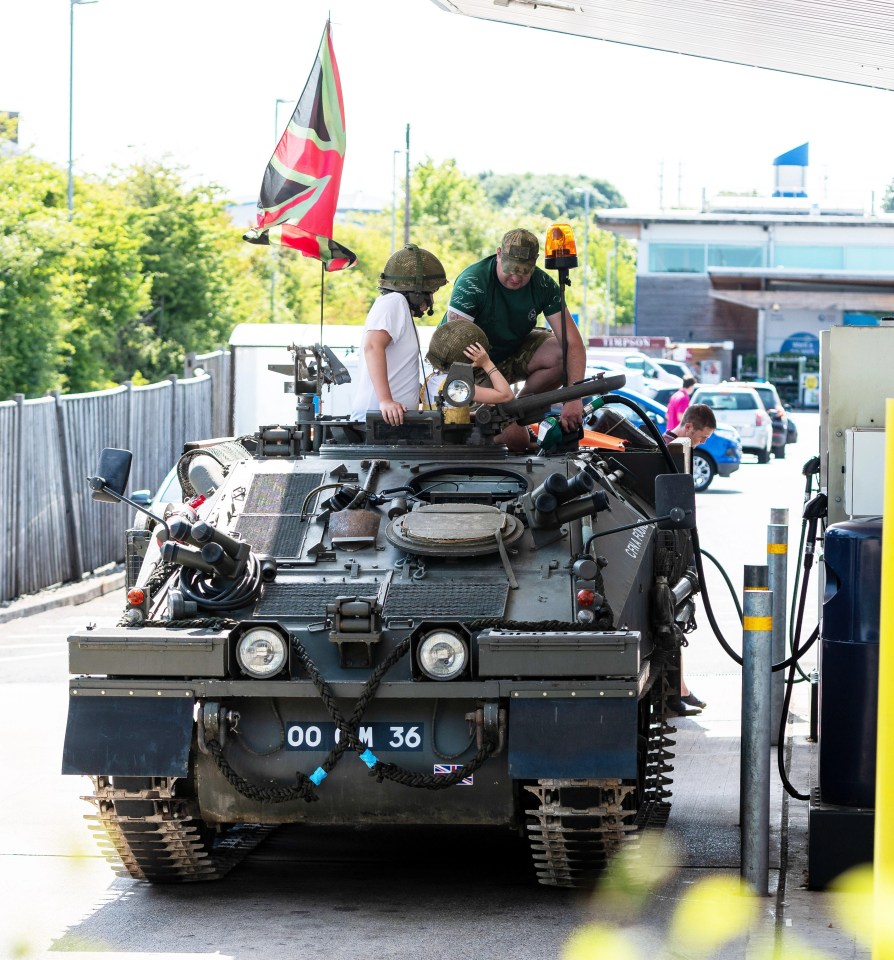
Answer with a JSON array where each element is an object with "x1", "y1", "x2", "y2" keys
[
  {"x1": 692, "y1": 453, "x2": 715, "y2": 491},
  {"x1": 774, "y1": 443, "x2": 786, "y2": 459},
  {"x1": 757, "y1": 446, "x2": 771, "y2": 464}
]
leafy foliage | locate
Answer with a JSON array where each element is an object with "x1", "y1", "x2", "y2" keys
[
  {"x1": 882, "y1": 178, "x2": 894, "y2": 213},
  {"x1": 1, "y1": 152, "x2": 634, "y2": 397},
  {"x1": 478, "y1": 171, "x2": 625, "y2": 219}
]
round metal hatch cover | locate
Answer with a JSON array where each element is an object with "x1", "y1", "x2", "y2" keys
[{"x1": 385, "y1": 503, "x2": 524, "y2": 556}]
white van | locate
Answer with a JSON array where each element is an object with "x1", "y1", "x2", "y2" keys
[{"x1": 586, "y1": 349, "x2": 682, "y2": 392}]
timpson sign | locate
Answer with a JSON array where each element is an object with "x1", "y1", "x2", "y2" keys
[{"x1": 588, "y1": 336, "x2": 671, "y2": 351}]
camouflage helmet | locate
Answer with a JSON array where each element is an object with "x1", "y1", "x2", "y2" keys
[
  {"x1": 379, "y1": 244, "x2": 447, "y2": 294},
  {"x1": 426, "y1": 319, "x2": 491, "y2": 371}
]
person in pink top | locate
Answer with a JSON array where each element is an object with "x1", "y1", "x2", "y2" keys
[{"x1": 665, "y1": 376, "x2": 697, "y2": 431}]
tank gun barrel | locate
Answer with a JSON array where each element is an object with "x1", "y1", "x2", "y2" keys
[{"x1": 495, "y1": 374, "x2": 626, "y2": 424}]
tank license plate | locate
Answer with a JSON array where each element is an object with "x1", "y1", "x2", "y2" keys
[{"x1": 285, "y1": 722, "x2": 424, "y2": 752}]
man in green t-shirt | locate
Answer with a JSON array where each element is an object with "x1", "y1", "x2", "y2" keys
[{"x1": 442, "y1": 229, "x2": 586, "y2": 449}]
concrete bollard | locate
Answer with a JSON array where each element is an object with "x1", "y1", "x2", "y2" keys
[
  {"x1": 741, "y1": 564, "x2": 772, "y2": 895},
  {"x1": 768, "y1": 509, "x2": 789, "y2": 745}
]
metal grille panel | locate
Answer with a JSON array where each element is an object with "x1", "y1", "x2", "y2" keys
[
  {"x1": 384, "y1": 581, "x2": 508, "y2": 619},
  {"x1": 234, "y1": 515, "x2": 309, "y2": 558},
  {"x1": 243, "y1": 473, "x2": 323, "y2": 515},
  {"x1": 255, "y1": 581, "x2": 382, "y2": 618}
]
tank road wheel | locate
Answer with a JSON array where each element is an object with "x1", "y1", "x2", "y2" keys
[{"x1": 83, "y1": 776, "x2": 277, "y2": 883}]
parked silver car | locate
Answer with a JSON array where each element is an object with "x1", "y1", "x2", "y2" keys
[{"x1": 690, "y1": 383, "x2": 774, "y2": 463}]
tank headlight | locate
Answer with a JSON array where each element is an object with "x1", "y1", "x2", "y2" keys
[
  {"x1": 417, "y1": 630, "x2": 468, "y2": 680},
  {"x1": 445, "y1": 378, "x2": 473, "y2": 406},
  {"x1": 236, "y1": 627, "x2": 287, "y2": 678},
  {"x1": 442, "y1": 362, "x2": 475, "y2": 408}
]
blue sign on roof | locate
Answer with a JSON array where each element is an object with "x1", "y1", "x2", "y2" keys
[{"x1": 773, "y1": 143, "x2": 809, "y2": 167}]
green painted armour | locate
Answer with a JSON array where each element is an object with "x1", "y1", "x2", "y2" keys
[{"x1": 442, "y1": 255, "x2": 562, "y2": 363}]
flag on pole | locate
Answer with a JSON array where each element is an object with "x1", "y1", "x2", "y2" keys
[{"x1": 243, "y1": 22, "x2": 356, "y2": 271}]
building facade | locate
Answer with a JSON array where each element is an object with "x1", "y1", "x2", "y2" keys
[{"x1": 596, "y1": 200, "x2": 894, "y2": 385}]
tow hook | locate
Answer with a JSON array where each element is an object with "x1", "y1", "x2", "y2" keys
[
  {"x1": 465, "y1": 702, "x2": 507, "y2": 755},
  {"x1": 197, "y1": 701, "x2": 241, "y2": 754}
]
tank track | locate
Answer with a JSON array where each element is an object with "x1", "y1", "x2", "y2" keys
[
  {"x1": 84, "y1": 776, "x2": 277, "y2": 883},
  {"x1": 637, "y1": 671, "x2": 676, "y2": 829},
  {"x1": 524, "y1": 677, "x2": 676, "y2": 887},
  {"x1": 525, "y1": 779, "x2": 639, "y2": 887}
]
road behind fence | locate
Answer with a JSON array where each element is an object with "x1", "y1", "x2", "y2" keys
[{"x1": 0, "y1": 352, "x2": 232, "y2": 605}]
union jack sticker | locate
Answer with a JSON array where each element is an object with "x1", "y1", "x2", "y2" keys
[{"x1": 433, "y1": 764, "x2": 473, "y2": 786}]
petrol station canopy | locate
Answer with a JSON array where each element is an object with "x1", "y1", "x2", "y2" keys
[{"x1": 430, "y1": 0, "x2": 894, "y2": 91}]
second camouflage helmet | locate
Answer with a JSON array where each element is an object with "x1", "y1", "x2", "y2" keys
[
  {"x1": 426, "y1": 319, "x2": 491, "y2": 370},
  {"x1": 379, "y1": 244, "x2": 447, "y2": 294}
]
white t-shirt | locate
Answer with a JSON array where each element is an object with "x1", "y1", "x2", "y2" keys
[{"x1": 350, "y1": 292, "x2": 421, "y2": 422}]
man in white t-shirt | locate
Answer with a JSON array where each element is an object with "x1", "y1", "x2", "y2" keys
[{"x1": 351, "y1": 244, "x2": 447, "y2": 425}]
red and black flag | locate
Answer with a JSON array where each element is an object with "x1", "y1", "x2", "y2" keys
[{"x1": 244, "y1": 22, "x2": 356, "y2": 271}]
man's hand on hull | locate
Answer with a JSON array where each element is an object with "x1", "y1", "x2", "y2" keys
[{"x1": 560, "y1": 398, "x2": 584, "y2": 432}]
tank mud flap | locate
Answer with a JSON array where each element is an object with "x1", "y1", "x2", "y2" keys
[
  {"x1": 508, "y1": 696, "x2": 637, "y2": 779},
  {"x1": 62, "y1": 695, "x2": 194, "y2": 776}
]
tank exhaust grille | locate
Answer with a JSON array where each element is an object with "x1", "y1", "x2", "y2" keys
[{"x1": 384, "y1": 581, "x2": 508, "y2": 619}]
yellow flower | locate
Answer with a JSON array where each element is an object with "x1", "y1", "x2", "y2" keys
[
  {"x1": 562, "y1": 923, "x2": 640, "y2": 960},
  {"x1": 666, "y1": 875, "x2": 758, "y2": 954}
]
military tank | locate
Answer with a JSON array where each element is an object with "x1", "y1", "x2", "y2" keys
[{"x1": 63, "y1": 343, "x2": 699, "y2": 887}]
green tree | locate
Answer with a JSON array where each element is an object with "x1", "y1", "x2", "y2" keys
[
  {"x1": 60, "y1": 178, "x2": 152, "y2": 391},
  {"x1": 882, "y1": 178, "x2": 894, "y2": 213},
  {"x1": 116, "y1": 160, "x2": 254, "y2": 380},
  {"x1": 478, "y1": 172, "x2": 625, "y2": 219},
  {"x1": 0, "y1": 155, "x2": 72, "y2": 397}
]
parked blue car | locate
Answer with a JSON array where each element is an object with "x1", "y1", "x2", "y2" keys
[{"x1": 599, "y1": 388, "x2": 742, "y2": 492}]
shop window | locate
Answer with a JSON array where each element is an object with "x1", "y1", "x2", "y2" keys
[
  {"x1": 706, "y1": 245, "x2": 765, "y2": 268},
  {"x1": 844, "y1": 246, "x2": 894, "y2": 271},
  {"x1": 773, "y1": 244, "x2": 844, "y2": 269},
  {"x1": 648, "y1": 243, "x2": 706, "y2": 273}
]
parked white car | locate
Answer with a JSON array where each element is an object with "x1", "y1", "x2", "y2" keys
[
  {"x1": 690, "y1": 383, "x2": 774, "y2": 463},
  {"x1": 653, "y1": 358, "x2": 695, "y2": 381}
]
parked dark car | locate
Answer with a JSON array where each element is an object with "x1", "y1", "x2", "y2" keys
[
  {"x1": 649, "y1": 385, "x2": 677, "y2": 407},
  {"x1": 744, "y1": 381, "x2": 790, "y2": 459}
]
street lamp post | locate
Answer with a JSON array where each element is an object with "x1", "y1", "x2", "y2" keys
[
  {"x1": 574, "y1": 186, "x2": 591, "y2": 339},
  {"x1": 391, "y1": 149, "x2": 405, "y2": 254},
  {"x1": 604, "y1": 248, "x2": 615, "y2": 336},
  {"x1": 68, "y1": 0, "x2": 97, "y2": 220},
  {"x1": 270, "y1": 98, "x2": 296, "y2": 322}
]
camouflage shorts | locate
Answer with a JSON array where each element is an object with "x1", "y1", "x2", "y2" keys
[{"x1": 494, "y1": 328, "x2": 555, "y2": 385}]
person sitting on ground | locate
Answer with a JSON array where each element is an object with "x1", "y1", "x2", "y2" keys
[
  {"x1": 662, "y1": 401, "x2": 716, "y2": 716},
  {"x1": 423, "y1": 319, "x2": 514, "y2": 413},
  {"x1": 666, "y1": 375, "x2": 698, "y2": 432},
  {"x1": 350, "y1": 244, "x2": 448, "y2": 426},
  {"x1": 441, "y1": 228, "x2": 586, "y2": 450}
]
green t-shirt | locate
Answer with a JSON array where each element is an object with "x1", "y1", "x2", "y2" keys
[{"x1": 442, "y1": 255, "x2": 563, "y2": 363}]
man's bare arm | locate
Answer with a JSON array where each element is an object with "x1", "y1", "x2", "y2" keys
[
  {"x1": 545, "y1": 308, "x2": 586, "y2": 382},
  {"x1": 545, "y1": 308, "x2": 587, "y2": 430}
]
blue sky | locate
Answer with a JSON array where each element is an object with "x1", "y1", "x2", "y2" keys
[{"x1": 4, "y1": 0, "x2": 894, "y2": 212}]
